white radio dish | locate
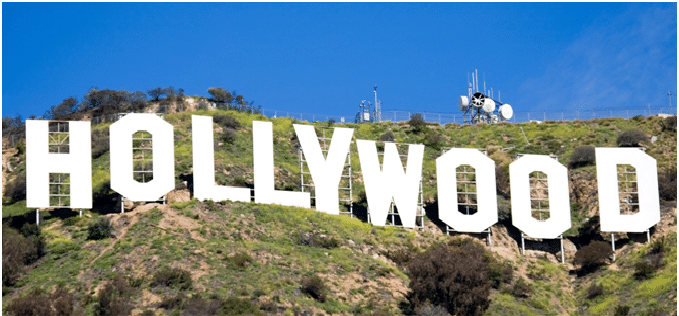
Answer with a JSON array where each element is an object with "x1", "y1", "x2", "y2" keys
[
  {"x1": 482, "y1": 98, "x2": 496, "y2": 113},
  {"x1": 458, "y1": 95, "x2": 469, "y2": 111},
  {"x1": 500, "y1": 104, "x2": 513, "y2": 120}
]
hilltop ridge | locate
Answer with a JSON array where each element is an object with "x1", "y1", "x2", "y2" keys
[{"x1": 2, "y1": 108, "x2": 677, "y2": 315}]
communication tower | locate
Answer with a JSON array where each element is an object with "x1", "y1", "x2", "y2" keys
[
  {"x1": 459, "y1": 69, "x2": 513, "y2": 124},
  {"x1": 355, "y1": 85, "x2": 382, "y2": 123}
]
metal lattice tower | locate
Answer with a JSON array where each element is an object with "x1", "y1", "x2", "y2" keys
[{"x1": 299, "y1": 129, "x2": 354, "y2": 217}]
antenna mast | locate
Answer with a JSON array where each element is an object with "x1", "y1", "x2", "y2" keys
[{"x1": 669, "y1": 91, "x2": 673, "y2": 109}]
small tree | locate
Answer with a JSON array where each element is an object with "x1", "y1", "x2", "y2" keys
[
  {"x1": 147, "y1": 87, "x2": 164, "y2": 101},
  {"x1": 616, "y1": 129, "x2": 648, "y2": 147},
  {"x1": 574, "y1": 240, "x2": 613, "y2": 271},
  {"x1": 408, "y1": 239, "x2": 491, "y2": 316},
  {"x1": 569, "y1": 146, "x2": 596, "y2": 169},
  {"x1": 409, "y1": 113, "x2": 427, "y2": 133},
  {"x1": 207, "y1": 87, "x2": 233, "y2": 104}
]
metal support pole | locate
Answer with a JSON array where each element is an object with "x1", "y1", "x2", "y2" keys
[
  {"x1": 646, "y1": 230, "x2": 650, "y2": 243},
  {"x1": 36, "y1": 209, "x2": 40, "y2": 226},
  {"x1": 121, "y1": 196, "x2": 125, "y2": 214},
  {"x1": 560, "y1": 235, "x2": 565, "y2": 264},
  {"x1": 611, "y1": 233, "x2": 616, "y2": 261},
  {"x1": 487, "y1": 228, "x2": 492, "y2": 246},
  {"x1": 521, "y1": 233, "x2": 525, "y2": 255},
  {"x1": 79, "y1": 209, "x2": 82, "y2": 218}
]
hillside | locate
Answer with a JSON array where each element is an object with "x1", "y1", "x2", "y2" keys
[{"x1": 2, "y1": 109, "x2": 677, "y2": 315}]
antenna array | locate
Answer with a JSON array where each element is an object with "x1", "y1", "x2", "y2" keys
[{"x1": 459, "y1": 69, "x2": 513, "y2": 125}]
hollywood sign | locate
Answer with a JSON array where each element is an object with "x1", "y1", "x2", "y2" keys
[{"x1": 25, "y1": 114, "x2": 661, "y2": 239}]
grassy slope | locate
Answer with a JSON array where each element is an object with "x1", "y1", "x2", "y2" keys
[{"x1": 1, "y1": 110, "x2": 676, "y2": 315}]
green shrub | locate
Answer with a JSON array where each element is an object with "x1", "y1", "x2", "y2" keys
[
  {"x1": 510, "y1": 277, "x2": 532, "y2": 298},
  {"x1": 96, "y1": 279, "x2": 133, "y2": 316},
  {"x1": 386, "y1": 247, "x2": 413, "y2": 270},
  {"x1": 182, "y1": 295, "x2": 225, "y2": 315},
  {"x1": 88, "y1": 217, "x2": 114, "y2": 240},
  {"x1": 658, "y1": 168, "x2": 677, "y2": 201},
  {"x1": 616, "y1": 129, "x2": 648, "y2": 147},
  {"x1": 408, "y1": 239, "x2": 491, "y2": 316},
  {"x1": 221, "y1": 296, "x2": 263, "y2": 315},
  {"x1": 48, "y1": 238, "x2": 78, "y2": 255},
  {"x1": 423, "y1": 132, "x2": 444, "y2": 150},
  {"x1": 159, "y1": 293, "x2": 187, "y2": 310},
  {"x1": 614, "y1": 305, "x2": 630, "y2": 316},
  {"x1": 231, "y1": 251, "x2": 253, "y2": 269},
  {"x1": 3, "y1": 227, "x2": 27, "y2": 285},
  {"x1": 220, "y1": 127, "x2": 238, "y2": 145},
  {"x1": 92, "y1": 128, "x2": 110, "y2": 159},
  {"x1": 660, "y1": 116, "x2": 677, "y2": 133},
  {"x1": 3, "y1": 172, "x2": 26, "y2": 205},
  {"x1": 495, "y1": 166, "x2": 510, "y2": 198},
  {"x1": 213, "y1": 114, "x2": 242, "y2": 130},
  {"x1": 6, "y1": 287, "x2": 75, "y2": 316},
  {"x1": 301, "y1": 274, "x2": 329, "y2": 303},
  {"x1": 62, "y1": 216, "x2": 80, "y2": 226},
  {"x1": 585, "y1": 283, "x2": 604, "y2": 299},
  {"x1": 489, "y1": 260, "x2": 513, "y2": 289},
  {"x1": 379, "y1": 130, "x2": 395, "y2": 142},
  {"x1": 153, "y1": 267, "x2": 193, "y2": 290},
  {"x1": 574, "y1": 240, "x2": 612, "y2": 271},
  {"x1": 569, "y1": 146, "x2": 596, "y2": 169},
  {"x1": 20, "y1": 223, "x2": 41, "y2": 238}
]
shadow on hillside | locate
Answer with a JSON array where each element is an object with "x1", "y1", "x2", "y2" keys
[{"x1": 3, "y1": 208, "x2": 81, "y2": 230}]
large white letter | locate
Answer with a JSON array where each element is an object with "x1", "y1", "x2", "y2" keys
[
  {"x1": 253, "y1": 121, "x2": 310, "y2": 208},
  {"x1": 510, "y1": 155, "x2": 571, "y2": 239},
  {"x1": 596, "y1": 148, "x2": 660, "y2": 232},
  {"x1": 192, "y1": 115, "x2": 250, "y2": 202},
  {"x1": 356, "y1": 140, "x2": 424, "y2": 228},
  {"x1": 436, "y1": 149, "x2": 497, "y2": 232},
  {"x1": 110, "y1": 114, "x2": 174, "y2": 201},
  {"x1": 294, "y1": 124, "x2": 353, "y2": 215},
  {"x1": 26, "y1": 121, "x2": 92, "y2": 208}
]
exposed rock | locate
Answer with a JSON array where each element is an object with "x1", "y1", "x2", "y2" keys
[{"x1": 166, "y1": 189, "x2": 190, "y2": 203}]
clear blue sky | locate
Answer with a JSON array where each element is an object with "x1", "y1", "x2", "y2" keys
[{"x1": 2, "y1": 2, "x2": 676, "y2": 120}]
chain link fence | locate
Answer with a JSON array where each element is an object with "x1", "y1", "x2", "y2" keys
[{"x1": 4, "y1": 105, "x2": 675, "y2": 149}]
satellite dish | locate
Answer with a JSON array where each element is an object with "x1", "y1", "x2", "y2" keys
[
  {"x1": 482, "y1": 98, "x2": 496, "y2": 113},
  {"x1": 458, "y1": 96, "x2": 469, "y2": 111},
  {"x1": 500, "y1": 104, "x2": 513, "y2": 120}
]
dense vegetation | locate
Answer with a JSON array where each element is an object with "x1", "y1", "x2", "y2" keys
[{"x1": 1, "y1": 97, "x2": 676, "y2": 315}]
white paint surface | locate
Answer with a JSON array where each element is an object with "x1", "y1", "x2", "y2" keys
[
  {"x1": 26, "y1": 121, "x2": 92, "y2": 208},
  {"x1": 109, "y1": 114, "x2": 175, "y2": 201},
  {"x1": 253, "y1": 121, "x2": 310, "y2": 208},
  {"x1": 356, "y1": 140, "x2": 424, "y2": 228},
  {"x1": 437, "y1": 149, "x2": 498, "y2": 232},
  {"x1": 596, "y1": 148, "x2": 660, "y2": 232},
  {"x1": 192, "y1": 115, "x2": 250, "y2": 202},
  {"x1": 294, "y1": 124, "x2": 353, "y2": 214},
  {"x1": 510, "y1": 155, "x2": 571, "y2": 239}
]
